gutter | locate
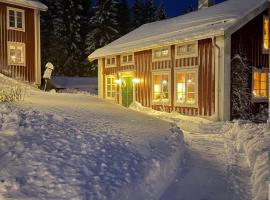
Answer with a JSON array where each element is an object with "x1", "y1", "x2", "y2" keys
[{"x1": 212, "y1": 36, "x2": 221, "y2": 121}]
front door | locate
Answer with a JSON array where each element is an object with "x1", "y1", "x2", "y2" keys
[{"x1": 121, "y1": 76, "x2": 133, "y2": 107}]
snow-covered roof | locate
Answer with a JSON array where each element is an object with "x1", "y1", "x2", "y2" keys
[
  {"x1": 0, "y1": 0, "x2": 47, "y2": 11},
  {"x1": 89, "y1": 0, "x2": 268, "y2": 60}
]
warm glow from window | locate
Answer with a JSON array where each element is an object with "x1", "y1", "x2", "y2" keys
[
  {"x1": 253, "y1": 69, "x2": 268, "y2": 99},
  {"x1": 153, "y1": 74, "x2": 169, "y2": 101},
  {"x1": 106, "y1": 76, "x2": 116, "y2": 99},
  {"x1": 153, "y1": 47, "x2": 170, "y2": 61},
  {"x1": 8, "y1": 42, "x2": 25, "y2": 66},
  {"x1": 263, "y1": 16, "x2": 269, "y2": 52},
  {"x1": 176, "y1": 70, "x2": 197, "y2": 105}
]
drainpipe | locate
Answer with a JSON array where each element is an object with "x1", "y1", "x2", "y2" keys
[{"x1": 212, "y1": 36, "x2": 221, "y2": 121}]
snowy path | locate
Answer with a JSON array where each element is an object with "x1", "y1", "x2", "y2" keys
[{"x1": 160, "y1": 131, "x2": 235, "y2": 200}]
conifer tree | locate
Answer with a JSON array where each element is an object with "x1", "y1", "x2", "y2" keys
[
  {"x1": 86, "y1": 0, "x2": 119, "y2": 53},
  {"x1": 144, "y1": 0, "x2": 156, "y2": 23},
  {"x1": 132, "y1": 0, "x2": 145, "y2": 28},
  {"x1": 156, "y1": 2, "x2": 167, "y2": 20}
]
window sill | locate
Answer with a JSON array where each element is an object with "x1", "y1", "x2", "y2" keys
[
  {"x1": 175, "y1": 101, "x2": 198, "y2": 108},
  {"x1": 8, "y1": 64, "x2": 26, "y2": 67},
  {"x1": 152, "y1": 100, "x2": 170, "y2": 105},
  {"x1": 120, "y1": 62, "x2": 134, "y2": 66},
  {"x1": 8, "y1": 27, "x2": 25, "y2": 32},
  {"x1": 175, "y1": 53, "x2": 198, "y2": 59},
  {"x1": 252, "y1": 97, "x2": 268, "y2": 103}
]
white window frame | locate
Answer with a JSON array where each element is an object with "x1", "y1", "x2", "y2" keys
[
  {"x1": 152, "y1": 70, "x2": 171, "y2": 105},
  {"x1": 174, "y1": 66, "x2": 199, "y2": 108},
  {"x1": 7, "y1": 42, "x2": 26, "y2": 66},
  {"x1": 252, "y1": 67, "x2": 268, "y2": 102},
  {"x1": 105, "y1": 56, "x2": 117, "y2": 68},
  {"x1": 7, "y1": 7, "x2": 25, "y2": 32},
  {"x1": 105, "y1": 75, "x2": 117, "y2": 100},
  {"x1": 175, "y1": 41, "x2": 198, "y2": 59},
  {"x1": 120, "y1": 53, "x2": 134, "y2": 66},
  {"x1": 152, "y1": 46, "x2": 171, "y2": 62}
]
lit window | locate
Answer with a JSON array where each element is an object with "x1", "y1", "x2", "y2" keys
[
  {"x1": 7, "y1": 7, "x2": 25, "y2": 31},
  {"x1": 176, "y1": 42, "x2": 198, "y2": 59},
  {"x1": 252, "y1": 68, "x2": 268, "y2": 99},
  {"x1": 153, "y1": 73, "x2": 169, "y2": 102},
  {"x1": 263, "y1": 16, "x2": 269, "y2": 54},
  {"x1": 106, "y1": 76, "x2": 116, "y2": 99},
  {"x1": 105, "y1": 56, "x2": 116, "y2": 67},
  {"x1": 121, "y1": 53, "x2": 134, "y2": 65},
  {"x1": 7, "y1": 42, "x2": 25, "y2": 66},
  {"x1": 152, "y1": 47, "x2": 170, "y2": 61},
  {"x1": 176, "y1": 69, "x2": 198, "y2": 106}
]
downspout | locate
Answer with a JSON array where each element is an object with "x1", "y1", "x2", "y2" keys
[{"x1": 212, "y1": 36, "x2": 221, "y2": 121}]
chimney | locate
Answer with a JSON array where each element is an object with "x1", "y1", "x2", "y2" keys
[{"x1": 198, "y1": 0, "x2": 215, "y2": 9}]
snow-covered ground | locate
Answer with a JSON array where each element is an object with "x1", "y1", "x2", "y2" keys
[
  {"x1": 0, "y1": 90, "x2": 185, "y2": 200},
  {"x1": 0, "y1": 73, "x2": 268, "y2": 200}
]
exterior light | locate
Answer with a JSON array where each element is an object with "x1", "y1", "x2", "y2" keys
[
  {"x1": 132, "y1": 78, "x2": 140, "y2": 84},
  {"x1": 114, "y1": 79, "x2": 122, "y2": 84},
  {"x1": 187, "y1": 79, "x2": 192, "y2": 83},
  {"x1": 162, "y1": 80, "x2": 168, "y2": 84}
]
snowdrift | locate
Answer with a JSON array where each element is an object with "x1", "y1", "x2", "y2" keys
[{"x1": 225, "y1": 121, "x2": 269, "y2": 200}]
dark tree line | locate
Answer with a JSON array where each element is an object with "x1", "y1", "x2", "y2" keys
[{"x1": 39, "y1": 0, "x2": 167, "y2": 77}]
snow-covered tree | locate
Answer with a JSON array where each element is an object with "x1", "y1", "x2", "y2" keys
[
  {"x1": 86, "y1": 0, "x2": 119, "y2": 53},
  {"x1": 156, "y1": 2, "x2": 167, "y2": 20},
  {"x1": 132, "y1": 0, "x2": 145, "y2": 28},
  {"x1": 231, "y1": 54, "x2": 253, "y2": 120},
  {"x1": 144, "y1": 0, "x2": 157, "y2": 23}
]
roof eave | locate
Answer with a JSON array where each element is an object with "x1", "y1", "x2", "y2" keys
[
  {"x1": 88, "y1": 32, "x2": 225, "y2": 62},
  {"x1": 0, "y1": 0, "x2": 48, "y2": 11},
  {"x1": 224, "y1": 0, "x2": 268, "y2": 36}
]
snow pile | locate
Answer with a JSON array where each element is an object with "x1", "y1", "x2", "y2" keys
[
  {"x1": 130, "y1": 101, "x2": 225, "y2": 134},
  {"x1": 225, "y1": 121, "x2": 269, "y2": 200},
  {"x1": 0, "y1": 102, "x2": 186, "y2": 200}
]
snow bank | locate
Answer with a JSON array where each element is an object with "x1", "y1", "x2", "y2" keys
[
  {"x1": 130, "y1": 101, "x2": 226, "y2": 134},
  {"x1": 116, "y1": 124, "x2": 186, "y2": 200},
  {"x1": 225, "y1": 121, "x2": 269, "y2": 200}
]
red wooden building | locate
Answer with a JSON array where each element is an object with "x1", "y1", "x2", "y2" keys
[
  {"x1": 89, "y1": 0, "x2": 269, "y2": 121},
  {"x1": 0, "y1": 0, "x2": 47, "y2": 85}
]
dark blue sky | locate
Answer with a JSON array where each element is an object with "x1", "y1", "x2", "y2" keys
[{"x1": 128, "y1": 0, "x2": 226, "y2": 17}]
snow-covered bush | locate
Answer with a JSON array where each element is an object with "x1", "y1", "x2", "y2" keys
[
  {"x1": 225, "y1": 121, "x2": 269, "y2": 200},
  {"x1": 0, "y1": 74, "x2": 29, "y2": 102}
]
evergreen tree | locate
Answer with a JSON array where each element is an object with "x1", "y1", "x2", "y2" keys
[
  {"x1": 117, "y1": 0, "x2": 130, "y2": 35},
  {"x1": 132, "y1": 0, "x2": 145, "y2": 28},
  {"x1": 86, "y1": 0, "x2": 119, "y2": 53},
  {"x1": 144, "y1": 0, "x2": 156, "y2": 23},
  {"x1": 156, "y1": 2, "x2": 167, "y2": 20}
]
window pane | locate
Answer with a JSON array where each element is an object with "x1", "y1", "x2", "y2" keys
[
  {"x1": 9, "y1": 10, "x2": 15, "y2": 28},
  {"x1": 264, "y1": 17, "x2": 269, "y2": 51},
  {"x1": 16, "y1": 11, "x2": 23, "y2": 28},
  {"x1": 187, "y1": 44, "x2": 194, "y2": 53},
  {"x1": 161, "y1": 49, "x2": 169, "y2": 56},
  {"x1": 10, "y1": 49, "x2": 16, "y2": 63},
  {"x1": 178, "y1": 45, "x2": 186, "y2": 54},
  {"x1": 107, "y1": 59, "x2": 111, "y2": 65},
  {"x1": 123, "y1": 56, "x2": 127, "y2": 63},
  {"x1": 153, "y1": 75, "x2": 161, "y2": 100},
  {"x1": 128, "y1": 55, "x2": 133, "y2": 62},
  {"x1": 253, "y1": 71, "x2": 260, "y2": 97},
  {"x1": 176, "y1": 73, "x2": 185, "y2": 103},
  {"x1": 107, "y1": 77, "x2": 111, "y2": 84},
  {"x1": 155, "y1": 50, "x2": 161, "y2": 58},
  {"x1": 111, "y1": 58, "x2": 116, "y2": 64}
]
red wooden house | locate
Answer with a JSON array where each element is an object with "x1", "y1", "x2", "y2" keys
[
  {"x1": 89, "y1": 0, "x2": 269, "y2": 121},
  {"x1": 0, "y1": 0, "x2": 47, "y2": 85}
]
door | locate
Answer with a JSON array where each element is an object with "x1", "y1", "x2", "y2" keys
[{"x1": 121, "y1": 76, "x2": 133, "y2": 107}]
